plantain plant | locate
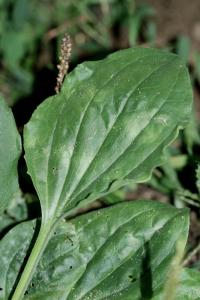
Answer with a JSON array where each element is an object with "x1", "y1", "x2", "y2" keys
[{"x1": 1, "y1": 47, "x2": 199, "y2": 300}]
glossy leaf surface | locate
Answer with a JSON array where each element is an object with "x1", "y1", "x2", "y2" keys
[
  {"x1": 0, "y1": 201, "x2": 189, "y2": 299},
  {"x1": 0, "y1": 96, "x2": 21, "y2": 214},
  {"x1": 24, "y1": 48, "x2": 192, "y2": 222}
]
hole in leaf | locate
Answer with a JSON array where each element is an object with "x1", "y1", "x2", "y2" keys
[
  {"x1": 66, "y1": 236, "x2": 74, "y2": 246},
  {"x1": 104, "y1": 179, "x2": 118, "y2": 193},
  {"x1": 128, "y1": 275, "x2": 136, "y2": 283},
  {"x1": 84, "y1": 192, "x2": 91, "y2": 199},
  {"x1": 69, "y1": 266, "x2": 73, "y2": 269},
  {"x1": 52, "y1": 167, "x2": 58, "y2": 173}
]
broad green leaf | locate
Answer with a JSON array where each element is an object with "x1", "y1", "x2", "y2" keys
[
  {"x1": 0, "y1": 200, "x2": 189, "y2": 299},
  {"x1": 153, "y1": 268, "x2": 200, "y2": 300},
  {"x1": 176, "y1": 268, "x2": 200, "y2": 300},
  {"x1": 0, "y1": 95, "x2": 21, "y2": 214},
  {"x1": 24, "y1": 48, "x2": 192, "y2": 222},
  {"x1": 0, "y1": 191, "x2": 28, "y2": 236}
]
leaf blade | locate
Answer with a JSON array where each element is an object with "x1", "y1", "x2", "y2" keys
[
  {"x1": 0, "y1": 96, "x2": 21, "y2": 214},
  {"x1": 153, "y1": 268, "x2": 200, "y2": 300},
  {"x1": 0, "y1": 201, "x2": 189, "y2": 299},
  {"x1": 24, "y1": 48, "x2": 192, "y2": 221}
]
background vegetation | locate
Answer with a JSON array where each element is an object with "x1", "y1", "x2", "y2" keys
[{"x1": 0, "y1": 0, "x2": 200, "y2": 269}]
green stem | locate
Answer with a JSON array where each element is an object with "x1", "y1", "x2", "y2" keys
[{"x1": 11, "y1": 219, "x2": 56, "y2": 300}]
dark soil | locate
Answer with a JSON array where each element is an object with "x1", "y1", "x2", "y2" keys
[{"x1": 139, "y1": 0, "x2": 200, "y2": 50}]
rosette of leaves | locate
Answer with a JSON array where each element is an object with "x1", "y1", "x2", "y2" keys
[{"x1": 0, "y1": 47, "x2": 197, "y2": 299}]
